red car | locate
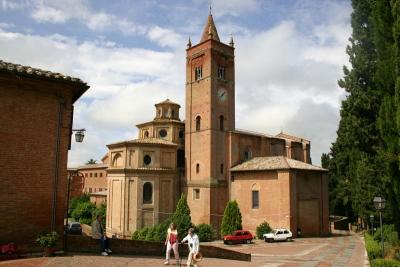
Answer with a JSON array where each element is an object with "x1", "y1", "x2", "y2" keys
[{"x1": 223, "y1": 230, "x2": 254, "y2": 244}]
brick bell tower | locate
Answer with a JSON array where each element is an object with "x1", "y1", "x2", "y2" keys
[{"x1": 184, "y1": 11, "x2": 235, "y2": 230}]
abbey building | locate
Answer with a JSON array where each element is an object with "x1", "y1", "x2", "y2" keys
[{"x1": 105, "y1": 13, "x2": 329, "y2": 238}]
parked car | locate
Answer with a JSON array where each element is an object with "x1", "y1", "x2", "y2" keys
[
  {"x1": 263, "y1": 228, "x2": 292, "y2": 242},
  {"x1": 67, "y1": 222, "x2": 82, "y2": 235},
  {"x1": 223, "y1": 230, "x2": 254, "y2": 245}
]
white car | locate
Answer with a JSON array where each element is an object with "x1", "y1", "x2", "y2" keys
[{"x1": 263, "y1": 228, "x2": 292, "y2": 242}]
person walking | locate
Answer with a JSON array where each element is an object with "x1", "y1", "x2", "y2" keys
[
  {"x1": 164, "y1": 223, "x2": 180, "y2": 265},
  {"x1": 181, "y1": 228, "x2": 200, "y2": 267},
  {"x1": 92, "y1": 215, "x2": 112, "y2": 256}
]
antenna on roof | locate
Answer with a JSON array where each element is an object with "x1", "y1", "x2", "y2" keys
[{"x1": 209, "y1": 2, "x2": 212, "y2": 15}]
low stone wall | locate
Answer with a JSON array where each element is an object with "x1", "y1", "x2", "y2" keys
[{"x1": 67, "y1": 236, "x2": 251, "y2": 262}]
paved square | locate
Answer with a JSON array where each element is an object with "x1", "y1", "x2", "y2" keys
[{"x1": 0, "y1": 233, "x2": 367, "y2": 267}]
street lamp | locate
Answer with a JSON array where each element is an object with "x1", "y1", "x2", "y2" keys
[
  {"x1": 373, "y1": 196, "x2": 386, "y2": 258},
  {"x1": 72, "y1": 129, "x2": 85, "y2": 143},
  {"x1": 370, "y1": 214, "x2": 374, "y2": 235}
]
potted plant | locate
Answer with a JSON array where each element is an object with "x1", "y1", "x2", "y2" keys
[{"x1": 35, "y1": 232, "x2": 59, "y2": 256}]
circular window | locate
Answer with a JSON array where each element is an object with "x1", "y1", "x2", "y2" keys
[
  {"x1": 159, "y1": 129, "x2": 167, "y2": 138},
  {"x1": 143, "y1": 155, "x2": 152, "y2": 166},
  {"x1": 179, "y1": 130, "x2": 184, "y2": 139}
]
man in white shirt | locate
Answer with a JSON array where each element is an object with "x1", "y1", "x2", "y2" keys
[{"x1": 181, "y1": 228, "x2": 200, "y2": 267}]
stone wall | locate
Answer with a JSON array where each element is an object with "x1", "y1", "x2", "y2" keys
[{"x1": 66, "y1": 236, "x2": 251, "y2": 262}]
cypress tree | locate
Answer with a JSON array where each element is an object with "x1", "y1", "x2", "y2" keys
[
  {"x1": 220, "y1": 200, "x2": 242, "y2": 237},
  {"x1": 374, "y1": 0, "x2": 400, "y2": 235},
  {"x1": 171, "y1": 193, "x2": 193, "y2": 239},
  {"x1": 325, "y1": 0, "x2": 382, "y2": 221}
]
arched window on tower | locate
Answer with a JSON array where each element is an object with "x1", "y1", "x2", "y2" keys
[
  {"x1": 219, "y1": 115, "x2": 224, "y2": 131},
  {"x1": 144, "y1": 130, "x2": 149, "y2": 138},
  {"x1": 196, "y1": 116, "x2": 201, "y2": 131},
  {"x1": 143, "y1": 182, "x2": 153, "y2": 204},
  {"x1": 196, "y1": 163, "x2": 200, "y2": 174}
]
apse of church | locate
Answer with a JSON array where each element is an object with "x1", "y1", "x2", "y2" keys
[{"x1": 105, "y1": 12, "x2": 329, "y2": 238}]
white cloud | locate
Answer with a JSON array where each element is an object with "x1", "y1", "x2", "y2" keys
[
  {"x1": 147, "y1": 26, "x2": 184, "y2": 48},
  {"x1": 29, "y1": 0, "x2": 146, "y2": 34},
  {"x1": 1, "y1": 0, "x2": 26, "y2": 10},
  {"x1": 0, "y1": 1, "x2": 351, "y2": 166}
]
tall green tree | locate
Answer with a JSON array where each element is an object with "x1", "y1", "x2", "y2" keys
[
  {"x1": 220, "y1": 200, "x2": 242, "y2": 237},
  {"x1": 171, "y1": 193, "x2": 193, "y2": 239},
  {"x1": 374, "y1": 0, "x2": 400, "y2": 234},
  {"x1": 325, "y1": 0, "x2": 382, "y2": 221}
]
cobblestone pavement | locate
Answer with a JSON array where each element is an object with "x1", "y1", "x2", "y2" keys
[{"x1": 0, "y1": 233, "x2": 367, "y2": 267}]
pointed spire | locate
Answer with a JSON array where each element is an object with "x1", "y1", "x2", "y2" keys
[
  {"x1": 200, "y1": 11, "x2": 220, "y2": 43},
  {"x1": 187, "y1": 36, "x2": 192, "y2": 49},
  {"x1": 229, "y1": 34, "x2": 234, "y2": 47}
]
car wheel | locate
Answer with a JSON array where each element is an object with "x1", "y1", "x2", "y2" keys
[
  {"x1": 287, "y1": 237, "x2": 292, "y2": 242},
  {"x1": 268, "y1": 238, "x2": 273, "y2": 243},
  {"x1": 246, "y1": 239, "x2": 251, "y2": 244},
  {"x1": 264, "y1": 237, "x2": 268, "y2": 242}
]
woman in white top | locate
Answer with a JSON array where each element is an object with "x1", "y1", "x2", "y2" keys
[{"x1": 164, "y1": 223, "x2": 180, "y2": 265}]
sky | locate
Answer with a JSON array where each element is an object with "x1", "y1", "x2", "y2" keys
[{"x1": 0, "y1": 0, "x2": 352, "y2": 166}]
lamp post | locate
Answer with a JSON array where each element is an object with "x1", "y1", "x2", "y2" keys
[
  {"x1": 370, "y1": 214, "x2": 374, "y2": 235},
  {"x1": 373, "y1": 196, "x2": 386, "y2": 258},
  {"x1": 63, "y1": 128, "x2": 85, "y2": 251}
]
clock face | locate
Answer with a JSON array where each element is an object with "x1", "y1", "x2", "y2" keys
[{"x1": 217, "y1": 88, "x2": 228, "y2": 102}]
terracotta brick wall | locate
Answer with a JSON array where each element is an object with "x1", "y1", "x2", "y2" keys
[{"x1": 0, "y1": 73, "x2": 82, "y2": 247}]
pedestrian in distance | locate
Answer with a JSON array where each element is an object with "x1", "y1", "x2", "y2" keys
[
  {"x1": 181, "y1": 228, "x2": 201, "y2": 267},
  {"x1": 92, "y1": 215, "x2": 112, "y2": 256},
  {"x1": 164, "y1": 222, "x2": 180, "y2": 265}
]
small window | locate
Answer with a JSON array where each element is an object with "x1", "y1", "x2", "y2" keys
[
  {"x1": 100, "y1": 173, "x2": 103, "y2": 177},
  {"x1": 85, "y1": 173, "x2": 88, "y2": 178},
  {"x1": 220, "y1": 163, "x2": 224, "y2": 174},
  {"x1": 252, "y1": 190, "x2": 259, "y2": 209},
  {"x1": 143, "y1": 182, "x2": 153, "y2": 204},
  {"x1": 90, "y1": 173, "x2": 92, "y2": 178},
  {"x1": 196, "y1": 163, "x2": 200, "y2": 174},
  {"x1": 195, "y1": 66, "x2": 202, "y2": 80},
  {"x1": 94, "y1": 173, "x2": 97, "y2": 178},
  {"x1": 89, "y1": 188, "x2": 92, "y2": 193},
  {"x1": 99, "y1": 188, "x2": 102, "y2": 192},
  {"x1": 196, "y1": 116, "x2": 201, "y2": 131},
  {"x1": 218, "y1": 65, "x2": 226, "y2": 80},
  {"x1": 171, "y1": 110, "x2": 175, "y2": 118},
  {"x1": 219, "y1": 115, "x2": 224, "y2": 131},
  {"x1": 179, "y1": 129, "x2": 184, "y2": 139},
  {"x1": 244, "y1": 148, "x2": 253, "y2": 161},
  {"x1": 159, "y1": 129, "x2": 167, "y2": 138},
  {"x1": 144, "y1": 130, "x2": 149, "y2": 138},
  {"x1": 143, "y1": 155, "x2": 152, "y2": 166},
  {"x1": 193, "y1": 188, "x2": 200, "y2": 200}
]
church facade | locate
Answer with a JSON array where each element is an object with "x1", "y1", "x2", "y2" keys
[{"x1": 105, "y1": 13, "x2": 329, "y2": 238}]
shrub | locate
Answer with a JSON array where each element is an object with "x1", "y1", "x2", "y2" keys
[
  {"x1": 132, "y1": 230, "x2": 140, "y2": 240},
  {"x1": 371, "y1": 259, "x2": 400, "y2": 267},
  {"x1": 195, "y1": 224, "x2": 216, "y2": 242},
  {"x1": 35, "y1": 232, "x2": 59, "y2": 248},
  {"x1": 145, "y1": 227, "x2": 157, "y2": 241},
  {"x1": 256, "y1": 221, "x2": 272, "y2": 239},
  {"x1": 220, "y1": 200, "x2": 242, "y2": 237},
  {"x1": 374, "y1": 225, "x2": 399, "y2": 247},
  {"x1": 71, "y1": 201, "x2": 97, "y2": 225},
  {"x1": 138, "y1": 227, "x2": 150, "y2": 240},
  {"x1": 366, "y1": 234, "x2": 383, "y2": 260},
  {"x1": 172, "y1": 194, "x2": 193, "y2": 239}
]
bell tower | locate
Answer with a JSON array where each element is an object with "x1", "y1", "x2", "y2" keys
[{"x1": 184, "y1": 11, "x2": 235, "y2": 230}]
